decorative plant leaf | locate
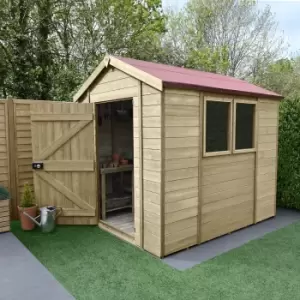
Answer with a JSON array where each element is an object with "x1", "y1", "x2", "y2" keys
[
  {"x1": 0, "y1": 185, "x2": 10, "y2": 200},
  {"x1": 19, "y1": 184, "x2": 35, "y2": 208}
]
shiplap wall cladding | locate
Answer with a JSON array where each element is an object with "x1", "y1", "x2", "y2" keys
[
  {"x1": 90, "y1": 67, "x2": 138, "y2": 103},
  {"x1": 256, "y1": 99, "x2": 279, "y2": 222},
  {"x1": 163, "y1": 89, "x2": 200, "y2": 255},
  {"x1": 141, "y1": 83, "x2": 162, "y2": 257},
  {"x1": 201, "y1": 153, "x2": 255, "y2": 242}
]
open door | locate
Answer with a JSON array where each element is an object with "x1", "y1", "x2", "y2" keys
[{"x1": 30, "y1": 102, "x2": 98, "y2": 225}]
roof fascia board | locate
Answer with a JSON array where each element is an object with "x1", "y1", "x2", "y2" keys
[
  {"x1": 163, "y1": 82, "x2": 283, "y2": 101},
  {"x1": 109, "y1": 56, "x2": 163, "y2": 92},
  {"x1": 73, "y1": 55, "x2": 110, "y2": 102},
  {"x1": 73, "y1": 55, "x2": 163, "y2": 102}
]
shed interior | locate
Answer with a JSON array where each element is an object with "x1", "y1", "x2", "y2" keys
[{"x1": 96, "y1": 100, "x2": 135, "y2": 237}]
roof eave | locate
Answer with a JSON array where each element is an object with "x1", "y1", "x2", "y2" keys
[{"x1": 163, "y1": 82, "x2": 284, "y2": 100}]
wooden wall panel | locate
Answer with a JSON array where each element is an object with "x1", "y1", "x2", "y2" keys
[
  {"x1": 163, "y1": 89, "x2": 200, "y2": 256},
  {"x1": 0, "y1": 101, "x2": 9, "y2": 192},
  {"x1": 201, "y1": 153, "x2": 255, "y2": 242},
  {"x1": 89, "y1": 67, "x2": 138, "y2": 103},
  {"x1": 256, "y1": 100, "x2": 279, "y2": 222},
  {"x1": 14, "y1": 102, "x2": 35, "y2": 210},
  {"x1": 139, "y1": 83, "x2": 162, "y2": 257}
]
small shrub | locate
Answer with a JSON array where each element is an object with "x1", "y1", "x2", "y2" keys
[
  {"x1": 0, "y1": 185, "x2": 10, "y2": 200},
  {"x1": 20, "y1": 184, "x2": 35, "y2": 208},
  {"x1": 277, "y1": 96, "x2": 300, "y2": 209}
]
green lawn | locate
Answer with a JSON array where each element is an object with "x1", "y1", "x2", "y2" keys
[{"x1": 11, "y1": 221, "x2": 300, "y2": 300}]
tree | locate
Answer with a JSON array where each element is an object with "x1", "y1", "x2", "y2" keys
[
  {"x1": 0, "y1": 0, "x2": 166, "y2": 100},
  {"x1": 163, "y1": 0, "x2": 285, "y2": 78},
  {"x1": 256, "y1": 57, "x2": 300, "y2": 98},
  {"x1": 35, "y1": 0, "x2": 53, "y2": 100},
  {"x1": 0, "y1": 0, "x2": 38, "y2": 99}
]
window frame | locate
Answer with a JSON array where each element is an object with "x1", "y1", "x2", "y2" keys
[
  {"x1": 203, "y1": 97, "x2": 233, "y2": 157},
  {"x1": 233, "y1": 99, "x2": 257, "y2": 154}
]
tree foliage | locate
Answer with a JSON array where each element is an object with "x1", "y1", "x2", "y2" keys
[
  {"x1": 256, "y1": 58, "x2": 300, "y2": 98},
  {"x1": 0, "y1": 0, "x2": 292, "y2": 100},
  {"x1": 163, "y1": 0, "x2": 285, "y2": 78},
  {"x1": 0, "y1": 0, "x2": 166, "y2": 100}
]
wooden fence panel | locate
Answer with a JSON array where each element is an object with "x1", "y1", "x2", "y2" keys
[
  {"x1": 0, "y1": 99, "x2": 58, "y2": 219},
  {"x1": 0, "y1": 100, "x2": 9, "y2": 191},
  {"x1": 14, "y1": 101, "x2": 34, "y2": 215}
]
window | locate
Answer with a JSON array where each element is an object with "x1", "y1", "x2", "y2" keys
[
  {"x1": 204, "y1": 100, "x2": 231, "y2": 155},
  {"x1": 203, "y1": 97, "x2": 256, "y2": 157},
  {"x1": 234, "y1": 102, "x2": 256, "y2": 152}
]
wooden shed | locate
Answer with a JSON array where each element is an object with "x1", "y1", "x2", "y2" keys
[
  {"x1": 1, "y1": 55, "x2": 282, "y2": 257},
  {"x1": 69, "y1": 55, "x2": 282, "y2": 257}
]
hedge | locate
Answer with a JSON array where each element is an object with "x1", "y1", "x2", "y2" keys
[{"x1": 277, "y1": 96, "x2": 300, "y2": 209}]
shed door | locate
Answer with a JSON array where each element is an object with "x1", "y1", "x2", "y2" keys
[{"x1": 31, "y1": 102, "x2": 98, "y2": 225}]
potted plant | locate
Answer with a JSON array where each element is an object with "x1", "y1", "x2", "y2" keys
[{"x1": 18, "y1": 183, "x2": 37, "y2": 231}]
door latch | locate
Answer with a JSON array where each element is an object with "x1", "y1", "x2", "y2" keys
[{"x1": 32, "y1": 162, "x2": 44, "y2": 170}]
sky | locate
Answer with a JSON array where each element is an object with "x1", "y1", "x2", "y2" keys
[{"x1": 162, "y1": 0, "x2": 300, "y2": 55}]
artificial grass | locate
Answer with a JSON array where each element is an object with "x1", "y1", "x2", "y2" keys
[{"x1": 11, "y1": 221, "x2": 300, "y2": 300}]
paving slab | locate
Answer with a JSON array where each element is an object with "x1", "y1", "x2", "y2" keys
[
  {"x1": 163, "y1": 208, "x2": 300, "y2": 270},
  {"x1": 0, "y1": 232, "x2": 74, "y2": 300}
]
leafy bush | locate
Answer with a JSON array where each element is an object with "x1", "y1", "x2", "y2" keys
[
  {"x1": 0, "y1": 185, "x2": 10, "y2": 200},
  {"x1": 277, "y1": 96, "x2": 300, "y2": 209},
  {"x1": 19, "y1": 184, "x2": 35, "y2": 208}
]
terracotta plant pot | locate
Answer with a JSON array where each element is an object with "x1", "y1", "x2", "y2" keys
[
  {"x1": 18, "y1": 205, "x2": 37, "y2": 231},
  {"x1": 120, "y1": 159, "x2": 128, "y2": 165},
  {"x1": 112, "y1": 153, "x2": 120, "y2": 162}
]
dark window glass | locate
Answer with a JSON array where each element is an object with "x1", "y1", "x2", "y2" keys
[
  {"x1": 235, "y1": 103, "x2": 255, "y2": 150},
  {"x1": 206, "y1": 101, "x2": 230, "y2": 152}
]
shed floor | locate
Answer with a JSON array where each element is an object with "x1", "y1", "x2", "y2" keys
[
  {"x1": 163, "y1": 208, "x2": 300, "y2": 270},
  {"x1": 105, "y1": 210, "x2": 134, "y2": 236}
]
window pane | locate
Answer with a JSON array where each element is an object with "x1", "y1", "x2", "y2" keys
[
  {"x1": 235, "y1": 103, "x2": 255, "y2": 150},
  {"x1": 206, "y1": 101, "x2": 230, "y2": 152}
]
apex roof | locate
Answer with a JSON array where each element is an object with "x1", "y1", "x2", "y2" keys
[{"x1": 73, "y1": 55, "x2": 282, "y2": 102}]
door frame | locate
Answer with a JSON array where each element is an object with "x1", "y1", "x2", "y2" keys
[{"x1": 94, "y1": 98, "x2": 136, "y2": 243}]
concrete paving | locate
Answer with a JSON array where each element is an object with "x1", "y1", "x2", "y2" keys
[
  {"x1": 0, "y1": 232, "x2": 74, "y2": 300},
  {"x1": 163, "y1": 208, "x2": 300, "y2": 270}
]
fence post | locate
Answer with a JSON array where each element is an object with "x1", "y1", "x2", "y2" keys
[{"x1": 6, "y1": 98, "x2": 18, "y2": 219}]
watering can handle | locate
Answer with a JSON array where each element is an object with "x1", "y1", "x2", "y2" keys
[
  {"x1": 56, "y1": 207, "x2": 62, "y2": 218},
  {"x1": 22, "y1": 211, "x2": 41, "y2": 227}
]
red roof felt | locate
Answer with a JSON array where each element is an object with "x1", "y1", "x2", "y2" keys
[{"x1": 116, "y1": 56, "x2": 282, "y2": 99}]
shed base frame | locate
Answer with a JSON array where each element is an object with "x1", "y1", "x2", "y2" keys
[{"x1": 98, "y1": 220, "x2": 135, "y2": 246}]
